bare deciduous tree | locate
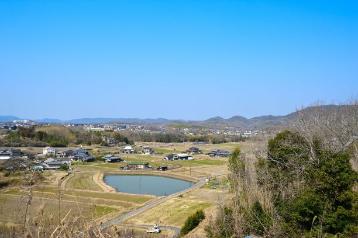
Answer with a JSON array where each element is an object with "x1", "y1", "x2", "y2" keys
[{"x1": 294, "y1": 102, "x2": 358, "y2": 169}]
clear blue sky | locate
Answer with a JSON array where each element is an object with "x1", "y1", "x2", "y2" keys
[{"x1": 1, "y1": 0, "x2": 357, "y2": 120}]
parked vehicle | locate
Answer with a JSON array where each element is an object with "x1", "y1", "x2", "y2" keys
[{"x1": 146, "y1": 224, "x2": 161, "y2": 233}]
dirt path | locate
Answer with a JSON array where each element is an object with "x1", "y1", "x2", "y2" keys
[
  {"x1": 100, "y1": 177, "x2": 207, "y2": 235},
  {"x1": 93, "y1": 171, "x2": 116, "y2": 192},
  {"x1": 60, "y1": 172, "x2": 73, "y2": 190}
]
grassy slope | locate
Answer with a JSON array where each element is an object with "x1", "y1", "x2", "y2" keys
[
  {"x1": 65, "y1": 173, "x2": 102, "y2": 191},
  {"x1": 0, "y1": 193, "x2": 117, "y2": 224},
  {"x1": 127, "y1": 197, "x2": 210, "y2": 227},
  {"x1": 4, "y1": 188, "x2": 152, "y2": 205}
]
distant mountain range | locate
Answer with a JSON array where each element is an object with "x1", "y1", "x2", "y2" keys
[
  {"x1": 0, "y1": 115, "x2": 21, "y2": 122},
  {"x1": 0, "y1": 116, "x2": 175, "y2": 125},
  {"x1": 43, "y1": 117, "x2": 174, "y2": 125},
  {"x1": 1, "y1": 104, "x2": 356, "y2": 130}
]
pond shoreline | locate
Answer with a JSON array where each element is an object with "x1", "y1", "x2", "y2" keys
[
  {"x1": 105, "y1": 170, "x2": 197, "y2": 181},
  {"x1": 101, "y1": 172, "x2": 197, "y2": 196}
]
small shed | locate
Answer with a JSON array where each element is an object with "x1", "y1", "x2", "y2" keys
[{"x1": 126, "y1": 162, "x2": 149, "y2": 170}]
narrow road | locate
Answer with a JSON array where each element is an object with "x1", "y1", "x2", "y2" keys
[{"x1": 100, "y1": 177, "x2": 207, "y2": 235}]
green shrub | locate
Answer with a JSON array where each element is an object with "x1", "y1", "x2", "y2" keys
[
  {"x1": 0, "y1": 180, "x2": 10, "y2": 188},
  {"x1": 249, "y1": 201, "x2": 272, "y2": 235},
  {"x1": 280, "y1": 189, "x2": 324, "y2": 230},
  {"x1": 181, "y1": 210, "x2": 205, "y2": 236},
  {"x1": 60, "y1": 163, "x2": 69, "y2": 171},
  {"x1": 267, "y1": 131, "x2": 358, "y2": 236}
]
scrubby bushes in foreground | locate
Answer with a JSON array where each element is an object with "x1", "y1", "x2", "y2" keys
[
  {"x1": 206, "y1": 131, "x2": 357, "y2": 238},
  {"x1": 180, "y1": 209, "x2": 205, "y2": 236}
]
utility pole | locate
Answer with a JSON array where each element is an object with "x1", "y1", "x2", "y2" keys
[{"x1": 58, "y1": 178, "x2": 62, "y2": 226}]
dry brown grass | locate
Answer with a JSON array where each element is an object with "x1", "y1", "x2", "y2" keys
[
  {"x1": 65, "y1": 172, "x2": 103, "y2": 191},
  {"x1": 127, "y1": 197, "x2": 210, "y2": 227}
]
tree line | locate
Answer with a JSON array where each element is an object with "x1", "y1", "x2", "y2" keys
[{"x1": 0, "y1": 126, "x2": 245, "y2": 147}]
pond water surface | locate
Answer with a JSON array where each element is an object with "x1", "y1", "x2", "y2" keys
[{"x1": 104, "y1": 174, "x2": 194, "y2": 196}]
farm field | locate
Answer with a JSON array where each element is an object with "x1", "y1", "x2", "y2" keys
[{"x1": 0, "y1": 141, "x2": 254, "y2": 236}]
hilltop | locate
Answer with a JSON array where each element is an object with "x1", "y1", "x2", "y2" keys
[{"x1": 1, "y1": 104, "x2": 357, "y2": 130}]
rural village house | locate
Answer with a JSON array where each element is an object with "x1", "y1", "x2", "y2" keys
[
  {"x1": 186, "y1": 147, "x2": 202, "y2": 154},
  {"x1": 43, "y1": 147, "x2": 56, "y2": 156},
  {"x1": 143, "y1": 146, "x2": 154, "y2": 155},
  {"x1": 0, "y1": 148, "x2": 22, "y2": 160},
  {"x1": 123, "y1": 145, "x2": 135, "y2": 154},
  {"x1": 72, "y1": 148, "x2": 95, "y2": 162},
  {"x1": 103, "y1": 154, "x2": 122, "y2": 163},
  {"x1": 41, "y1": 158, "x2": 71, "y2": 170},
  {"x1": 207, "y1": 149, "x2": 231, "y2": 157},
  {"x1": 164, "y1": 153, "x2": 193, "y2": 161}
]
